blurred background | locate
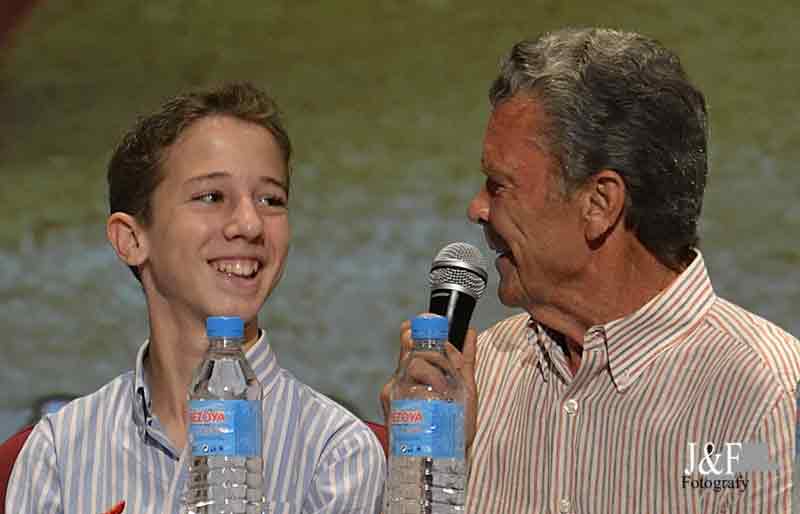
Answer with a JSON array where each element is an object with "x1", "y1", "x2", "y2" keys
[{"x1": 0, "y1": 0, "x2": 798, "y2": 440}]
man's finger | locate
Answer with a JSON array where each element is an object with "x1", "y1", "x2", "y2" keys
[
  {"x1": 445, "y1": 329, "x2": 477, "y2": 376},
  {"x1": 398, "y1": 320, "x2": 413, "y2": 366},
  {"x1": 446, "y1": 328, "x2": 478, "y2": 451},
  {"x1": 406, "y1": 354, "x2": 450, "y2": 393},
  {"x1": 460, "y1": 328, "x2": 478, "y2": 380},
  {"x1": 380, "y1": 380, "x2": 393, "y2": 421},
  {"x1": 381, "y1": 319, "x2": 414, "y2": 421}
]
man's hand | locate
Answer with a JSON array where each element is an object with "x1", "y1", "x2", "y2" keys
[{"x1": 380, "y1": 319, "x2": 479, "y2": 451}]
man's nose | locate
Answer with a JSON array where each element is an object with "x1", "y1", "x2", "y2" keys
[
  {"x1": 224, "y1": 197, "x2": 264, "y2": 241},
  {"x1": 467, "y1": 187, "x2": 489, "y2": 225}
]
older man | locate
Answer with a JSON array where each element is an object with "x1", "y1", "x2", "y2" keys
[{"x1": 385, "y1": 28, "x2": 799, "y2": 513}]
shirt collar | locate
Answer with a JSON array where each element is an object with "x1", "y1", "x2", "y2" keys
[
  {"x1": 527, "y1": 250, "x2": 716, "y2": 391},
  {"x1": 528, "y1": 320, "x2": 548, "y2": 381},
  {"x1": 132, "y1": 328, "x2": 279, "y2": 430},
  {"x1": 528, "y1": 321, "x2": 571, "y2": 383},
  {"x1": 132, "y1": 340, "x2": 152, "y2": 429},
  {"x1": 603, "y1": 250, "x2": 716, "y2": 391}
]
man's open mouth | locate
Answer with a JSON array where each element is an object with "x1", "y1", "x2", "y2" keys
[{"x1": 488, "y1": 241, "x2": 512, "y2": 261}]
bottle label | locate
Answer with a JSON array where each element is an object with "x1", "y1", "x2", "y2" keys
[
  {"x1": 188, "y1": 400, "x2": 261, "y2": 457},
  {"x1": 390, "y1": 399, "x2": 465, "y2": 459}
]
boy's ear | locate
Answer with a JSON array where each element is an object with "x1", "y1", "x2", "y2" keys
[
  {"x1": 106, "y1": 212, "x2": 148, "y2": 266},
  {"x1": 582, "y1": 169, "x2": 626, "y2": 242}
]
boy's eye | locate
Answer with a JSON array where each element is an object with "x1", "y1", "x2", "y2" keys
[
  {"x1": 194, "y1": 192, "x2": 222, "y2": 203},
  {"x1": 260, "y1": 195, "x2": 287, "y2": 207}
]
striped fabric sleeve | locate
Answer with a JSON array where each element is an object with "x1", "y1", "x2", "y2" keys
[
  {"x1": 6, "y1": 419, "x2": 63, "y2": 514},
  {"x1": 303, "y1": 424, "x2": 386, "y2": 514},
  {"x1": 733, "y1": 393, "x2": 794, "y2": 513}
]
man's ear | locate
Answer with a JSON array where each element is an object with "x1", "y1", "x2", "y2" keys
[
  {"x1": 583, "y1": 169, "x2": 626, "y2": 243},
  {"x1": 107, "y1": 212, "x2": 148, "y2": 267}
]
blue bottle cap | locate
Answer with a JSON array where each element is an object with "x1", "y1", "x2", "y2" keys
[
  {"x1": 411, "y1": 313, "x2": 449, "y2": 341},
  {"x1": 206, "y1": 316, "x2": 244, "y2": 338}
]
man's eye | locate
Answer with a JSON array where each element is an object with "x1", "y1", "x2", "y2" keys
[{"x1": 194, "y1": 192, "x2": 222, "y2": 203}]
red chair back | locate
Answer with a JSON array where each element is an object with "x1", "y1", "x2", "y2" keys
[
  {"x1": 0, "y1": 425, "x2": 33, "y2": 514},
  {"x1": 364, "y1": 420, "x2": 388, "y2": 457}
]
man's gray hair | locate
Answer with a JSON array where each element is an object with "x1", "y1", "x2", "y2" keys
[{"x1": 491, "y1": 28, "x2": 708, "y2": 270}]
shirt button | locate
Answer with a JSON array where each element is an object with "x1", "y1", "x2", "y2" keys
[
  {"x1": 563, "y1": 398, "x2": 578, "y2": 416},
  {"x1": 586, "y1": 326, "x2": 604, "y2": 341},
  {"x1": 559, "y1": 497, "x2": 571, "y2": 513}
]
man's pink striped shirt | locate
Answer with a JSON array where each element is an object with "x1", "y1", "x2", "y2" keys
[{"x1": 467, "y1": 252, "x2": 800, "y2": 513}]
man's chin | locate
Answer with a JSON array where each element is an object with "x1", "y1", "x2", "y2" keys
[{"x1": 497, "y1": 282, "x2": 524, "y2": 308}]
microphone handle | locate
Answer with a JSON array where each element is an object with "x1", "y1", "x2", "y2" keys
[{"x1": 429, "y1": 287, "x2": 476, "y2": 352}]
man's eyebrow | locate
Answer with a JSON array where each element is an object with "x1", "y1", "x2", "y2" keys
[{"x1": 526, "y1": 134, "x2": 548, "y2": 152}]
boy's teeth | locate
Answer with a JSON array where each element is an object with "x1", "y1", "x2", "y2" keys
[{"x1": 213, "y1": 260, "x2": 260, "y2": 277}]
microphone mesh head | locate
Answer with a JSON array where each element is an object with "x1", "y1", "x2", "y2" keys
[{"x1": 429, "y1": 242, "x2": 488, "y2": 298}]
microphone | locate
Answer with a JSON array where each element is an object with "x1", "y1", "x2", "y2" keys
[{"x1": 428, "y1": 242, "x2": 488, "y2": 351}]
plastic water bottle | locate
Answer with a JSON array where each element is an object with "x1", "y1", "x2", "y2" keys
[
  {"x1": 184, "y1": 316, "x2": 265, "y2": 514},
  {"x1": 385, "y1": 314, "x2": 467, "y2": 514}
]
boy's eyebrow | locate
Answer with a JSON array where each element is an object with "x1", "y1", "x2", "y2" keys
[
  {"x1": 184, "y1": 172, "x2": 288, "y2": 193},
  {"x1": 259, "y1": 176, "x2": 289, "y2": 194},
  {"x1": 183, "y1": 171, "x2": 230, "y2": 185}
]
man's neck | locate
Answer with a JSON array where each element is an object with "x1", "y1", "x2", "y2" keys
[{"x1": 529, "y1": 240, "x2": 683, "y2": 375}]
